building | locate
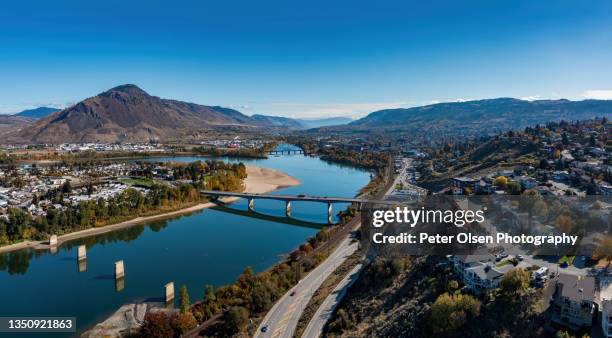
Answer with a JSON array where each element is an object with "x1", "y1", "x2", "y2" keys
[
  {"x1": 452, "y1": 177, "x2": 479, "y2": 193},
  {"x1": 551, "y1": 274, "x2": 596, "y2": 329},
  {"x1": 602, "y1": 299, "x2": 612, "y2": 337},
  {"x1": 517, "y1": 176, "x2": 538, "y2": 190},
  {"x1": 599, "y1": 183, "x2": 612, "y2": 196},
  {"x1": 448, "y1": 255, "x2": 505, "y2": 293},
  {"x1": 600, "y1": 279, "x2": 612, "y2": 338}
]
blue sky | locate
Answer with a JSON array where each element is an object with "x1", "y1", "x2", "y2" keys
[{"x1": 1, "y1": 0, "x2": 611, "y2": 118}]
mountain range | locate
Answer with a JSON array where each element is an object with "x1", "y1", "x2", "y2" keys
[
  {"x1": 308, "y1": 98, "x2": 612, "y2": 139},
  {"x1": 2, "y1": 86, "x2": 611, "y2": 144},
  {"x1": 15, "y1": 107, "x2": 59, "y2": 119},
  {"x1": 351, "y1": 98, "x2": 612, "y2": 126}
]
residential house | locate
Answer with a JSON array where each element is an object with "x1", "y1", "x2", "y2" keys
[{"x1": 551, "y1": 274, "x2": 596, "y2": 329}]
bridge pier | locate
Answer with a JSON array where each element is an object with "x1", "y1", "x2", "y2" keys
[
  {"x1": 285, "y1": 200, "x2": 292, "y2": 217},
  {"x1": 248, "y1": 198, "x2": 254, "y2": 211},
  {"x1": 327, "y1": 203, "x2": 333, "y2": 224}
]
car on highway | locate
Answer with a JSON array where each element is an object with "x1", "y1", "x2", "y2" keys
[
  {"x1": 298, "y1": 194, "x2": 306, "y2": 197},
  {"x1": 517, "y1": 254, "x2": 524, "y2": 261},
  {"x1": 290, "y1": 291, "x2": 296, "y2": 296},
  {"x1": 261, "y1": 325, "x2": 268, "y2": 332}
]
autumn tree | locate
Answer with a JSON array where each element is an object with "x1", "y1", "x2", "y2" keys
[
  {"x1": 139, "y1": 312, "x2": 174, "y2": 338},
  {"x1": 493, "y1": 176, "x2": 508, "y2": 189},
  {"x1": 179, "y1": 285, "x2": 190, "y2": 314},
  {"x1": 500, "y1": 268, "x2": 530, "y2": 296},
  {"x1": 225, "y1": 306, "x2": 249, "y2": 333},
  {"x1": 430, "y1": 293, "x2": 481, "y2": 334}
]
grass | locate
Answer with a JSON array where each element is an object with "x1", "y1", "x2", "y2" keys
[
  {"x1": 495, "y1": 260, "x2": 511, "y2": 268},
  {"x1": 119, "y1": 177, "x2": 156, "y2": 188},
  {"x1": 558, "y1": 255, "x2": 575, "y2": 265}
]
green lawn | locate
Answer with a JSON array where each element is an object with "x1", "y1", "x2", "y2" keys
[
  {"x1": 495, "y1": 260, "x2": 511, "y2": 268},
  {"x1": 119, "y1": 177, "x2": 156, "y2": 188},
  {"x1": 558, "y1": 255, "x2": 575, "y2": 265}
]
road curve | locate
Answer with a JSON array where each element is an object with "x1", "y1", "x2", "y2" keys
[
  {"x1": 254, "y1": 237, "x2": 359, "y2": 338},
  {"x1": 301, "y1": 262, "x2": 363, "y2": 338}
]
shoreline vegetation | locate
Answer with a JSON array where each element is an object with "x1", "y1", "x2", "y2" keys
[{"x1": 0, "y1": 165, "x2": 299, "y2": 254}]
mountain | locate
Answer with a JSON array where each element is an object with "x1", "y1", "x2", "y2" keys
[
  {"x1": 251, "y1": 114, "x2": 304, "y2": 129},
  {"x1": 251, "y1": 115, "x2": 354, "y2": 129},
  {"x1": 351, "y1": 98, "x2": 612, "y2": 129},
  {"x1": 296, "y1": 117, "x2": 353, "y2": 129},
  {"x1": 15, "y1": 107, "x2": 59, "y2": 119},
  {"x1": 0, "y1": 115, "x2": 34, "y2": 137},
  {"x1": 5, "y1": 84, "x2": 268, "y2": 143}
]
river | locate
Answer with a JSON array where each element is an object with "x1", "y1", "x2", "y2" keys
[{"x1": 0, "y1": 145, "x2": 371, "y2": 337}]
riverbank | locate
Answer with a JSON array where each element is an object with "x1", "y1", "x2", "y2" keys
[{"x1": 0, "y1": 165, "x2": 300, "y2": 255}]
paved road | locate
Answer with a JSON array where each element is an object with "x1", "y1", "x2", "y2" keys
[
  {"x1": 301, "y1": 263, "x2": 363, "y2": 338},
  {"x1": 254, "y1": 237, "x2": 359, "y2": 338}
]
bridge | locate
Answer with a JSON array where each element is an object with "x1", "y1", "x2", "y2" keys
[
  {"x1": 201, "y1": 190, "x2": 378, "y2": 223},
  {"x1": 267, "y1": 149, "x2": 304, "y2": 155}
]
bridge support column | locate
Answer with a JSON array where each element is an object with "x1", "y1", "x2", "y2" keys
[
  {"x1": 327, "y1": 203, "x2": 333, "y2": 224},
  {"x1": 115, "y1": 260, "x2": 125, "y2": 279},
  {"x1": 285, "y1": 201, "x2": 292, "y2": 217},
  {"x1": 248, "y1": 198, "x2": 254, "y2": 211},
  {"x1": 165, "y1": 282, "x2": 175, "y2": 305},
  {"x1": 77, "y1": 245, "x2": 86, "y2": 261},
  {"x1": 358, "y1": 202, "x2": 363, "y2": 211}
]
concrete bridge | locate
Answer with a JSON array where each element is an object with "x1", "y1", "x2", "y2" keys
[
  {"x1": 201, "y1": 190, "x2": 370, "y2": 223},
  {"x1": 267, "y1": 149, "x2": 304, "y2": 155}
]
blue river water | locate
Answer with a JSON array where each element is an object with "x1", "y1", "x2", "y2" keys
[{"x1": 0, "y1": 146, "x2": 370, "y2": 337}]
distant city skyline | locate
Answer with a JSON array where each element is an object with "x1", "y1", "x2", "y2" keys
[{"x1": 1, "y1": 0, "x2": 611, "y2": 117}]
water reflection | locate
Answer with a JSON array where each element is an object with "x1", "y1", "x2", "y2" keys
[{"x1": 0, "y1": 218, "x2": 172, "y2": 275}]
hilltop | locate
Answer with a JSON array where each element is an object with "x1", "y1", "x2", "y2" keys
[{"x1": 3, "y1": 84, "x2": 268, "y2": 144}]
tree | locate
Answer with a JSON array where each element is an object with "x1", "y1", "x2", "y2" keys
[
  {"x1": 593, "y1": 235, "x2": 612, "y2": 262},
  {"x1": 225, "y1": 306, "x2": 249, "y2": 333},
  {"x1": 430, "y1": 293, "x2": 480, "y2": 334},
  {"x1": 140, "y1": 312, "x2": 174, "y2": 338},
  {"x1": 493, "y1": 176, "x2": 508, "y2": 189},
  {"x1": 500, "y1": 268, "x2": 530, "y2": 296},
  {"x1": 556, "y1": 330, "x2": 573, "y2": 338},
  {"x1": 179, "y1": 285, "x2": 190, "y2": 314},
  {"x1": 171, "y1": 312, "x2": 197, "y2": 334},
  {"x1": 62, "y1": 180, "x2": 72, "y2": 194},
  {"x1": 506, "y1": 181, "x2": 522, "y2": 195}
]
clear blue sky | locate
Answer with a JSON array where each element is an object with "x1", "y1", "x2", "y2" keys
[{"x1": 1, "y1": 0, "x2": 611, "y2": 117}]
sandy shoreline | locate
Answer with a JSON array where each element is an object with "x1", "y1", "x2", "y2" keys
[{"x1": 0, "y1": 165, "x2": 300, "y2": 254}]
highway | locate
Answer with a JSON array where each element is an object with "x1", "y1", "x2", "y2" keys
[
  {"x1": 254, "y1": 236, "x2": 359, "y2": 338},
  {"x1": 300, "y1": 263, "x2": 363, "y2": 338},
  {"x1": 254, "y1": 159, "x2": 397, "y2": 338}
]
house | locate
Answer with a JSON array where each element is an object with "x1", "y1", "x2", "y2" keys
[
  {"x1": 517, "y1": 176, "x2": 538, "y2": 190},
  {"x1": 452, "y1": 177, "x2": 479, "y2": 193},
  {"x1": 600, "y1": 279, "x2": 612, "y2": 338},
  {"x1": 554, "y1": 171, "x2": 570, "y2": 182},
  {"x1": 448, "y1": 255, "x2": 505, "y2": 293},
  {"x1": 599, "y1": 183, "x2": 612, "y2": 196},
  {"x1": 551, "y1": 274, "x2": 596, "y2": 329}
]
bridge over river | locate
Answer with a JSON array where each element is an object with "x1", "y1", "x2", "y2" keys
[{"x1": 200, "y1": 190, "x2": 395, "y2": 223}]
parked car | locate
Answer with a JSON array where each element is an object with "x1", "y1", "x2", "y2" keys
[{"x1": 517, "y1": 254, "x2": 524, "y2": 261}]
